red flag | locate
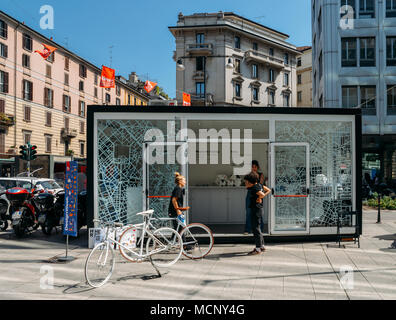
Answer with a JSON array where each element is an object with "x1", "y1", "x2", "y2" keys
[
  {"x1": 35, "y1": 43, "x2": 57, "y2": 60},
  {"x1": 144, "y1": 81, "x2": 157, "y2": 93},
  {"x1": 100, "y1": 66, "x2": 115, "y2": 88},
  {"x1": 182, "y1": 92, "x2": 191, "y2": 106}
]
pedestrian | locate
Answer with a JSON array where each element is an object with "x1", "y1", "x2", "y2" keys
[
  {"x1": 244, "y1": 171, "x2": 271, "y2": 255},
  {"x1": 244, "y1": 160, "x2": 265, "y2": 235},
  {"x1": 168, "y1": 172, "x2": 187, "y2": 230}
]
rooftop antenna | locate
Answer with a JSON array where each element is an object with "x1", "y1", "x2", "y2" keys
[{"x1": 109, "y1": 45, "x2": 114, "y2": 68}]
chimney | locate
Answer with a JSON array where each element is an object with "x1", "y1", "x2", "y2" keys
[{"x1": 128, "y1": 72, "x2": 138, "y2": 84}]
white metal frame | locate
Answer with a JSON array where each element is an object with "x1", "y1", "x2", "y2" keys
[{"x1": 270, "y1": 142, "x2": 310, "y2": 235}]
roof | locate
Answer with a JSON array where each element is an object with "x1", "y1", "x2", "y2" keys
[{"x1": 296, "y1": 46, "x2": 312, "y2": 52}]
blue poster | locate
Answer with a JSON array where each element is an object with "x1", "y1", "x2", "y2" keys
[{"x1": 63, "y1": 161, "x2": 78, "y2": 237}]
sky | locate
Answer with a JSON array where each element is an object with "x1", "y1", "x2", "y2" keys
[{"x1": 1, "y1": 0, "x2": 312, "y2": 98}]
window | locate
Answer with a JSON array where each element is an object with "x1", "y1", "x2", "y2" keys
[
  {"x1": 234, "y1": 59, "x2": 241, "y2": 73},
  {"x1": 235, "y1": 83, "x2": 241, "y2": 98},
  {"x1": 79, "y1": 64, "x2": 87, "y2": 78},
  {"x1": 342, "y1": 38, "x2": 357, "y2": 67},
  {"x1": 360, "y1": 86, "x2": 376, "y2": 115},
  {"x1": 269, "y1": 48, "x2": 274, "y2": 57},
  {"x1": 196, "y1": 56, "x2": 204, "y2": 71},
  {"x1": 105, "y1": 93, "x2": 111, "y2": 104},
  {"x1": 313, "y1": 36, "x2": 316, "y2": 59},
  {"x1": 22, "y1": 34, "x2": 32, "y2": 51},
  {"x1": 297, "y1": 91, "x2": 302, "y2": 102},
  {"x1": 283, "y1": 93, "x2": 290, "y2": 107},
  {"x1": 80, "y1": 121, "x2": 85, "y2": 134},
  {"x1": 386, "y1": 37, "x2": 396, "y2": 66},
  {"x1": 79, "y1": 100, "x2": 85, "y2": 117},
  {"x1": 0, "y1": 42, "x2": 7, "y2": 58},
  {"x1": 360, "y1": 37, "x2": 375, "y2": 66},
  {"x1": 22, "y1": 80, "x2": 33, "y2": 101},
  {"x1": 94, "y1": 87, "x2": 98, "y2": 98},
  {"x1": 340, "y1": 0, "x2": 356, "y2": 19},
  {"x1": 46, "y1": 51, "x2": 54, "y2": 63},
  {"x1": 23, "y1": 131, "x2": 31, "y2": 145},
  {"x1": 196, "y1": 82, "x2": 205, "y2": 98},
  {"x1": 94, "y1": 74, "x2": 98, "y2": 85},
  {"x1": 45, "y1": 111, "x2": 51, "y2": 126},
  {"x1": 319, "y1": 52, "x2": 323, "y2": 79},
  {"x1": 0, "y1": 71, "x2": 8, "y2": 93},
  {"x1": 284, "y1": 73, "x2": 289, "y2": 86},
  {"x1": 46, "y1": 65, "x2": 51, "y2": 78},
  {"x1": 63, "y1": 95, "x2": 71, "y2": 112},
  {"x1": 0, "y1": 20, "x2": 7, "y2": 39},
  {"x1": 252, "y1": 64, "x2": 258, "y2": 78},
  {"x1": 360, "y1": 0, "x2": 375, "y2": 18},
  {"x1": 64, "y1": 73, "x2": 69, "y2": 86},
  {"x1": 284, "y1": 53, "x2": 289, "y2": 65},
  {"x1": 64, "y1": 117, "x2": 69, "y2": 129},
  {"x1": 253, "y1": 42, "x2": 258, "y2": 51},
  {"x1": 23, "y1": 105, "x2": 31, "y2": 121},
  {"x1": 80, "y1": 141, "x2": 85, "y2": 157},
  {"x1": 318, "y1": 8, "x2": 322, "y2": 37},
  {"x1": 116, "y1": 98, "x2": 121, "y2": 105},
  {"x1": 387, "y1": 0, "x2": 396, "y2": 17},
  {"x1": 44, "y1": 88, "x2": 53, "y2": 107},
  {"x1": 22, "y1": 54, "x2": 30, "y2": 68},
  {"x1": 0, "y1": 99, "x2": 4, "y2": 113},
  {"x1": 116, "y1": 84, "x2": 121, "y2": 96},
  {"x1": 134, "y1": 97, "x2": 136, "y2": 105},
  {"x1": 196, "y1": 33, "x2": 204, "y2": 44},
  {"x1": 252, "y1": 87, "x2": 259, "y2": 101},
  {"x1": 297, "y1": 74, "x2": 302, "y2": 84},
  {"x1": 342, "y1": 86, "x2": 358, "y2": 108},
  {"x1": 45, "y1": 135, "x2": 52, "y2": 153},
  {"x1": 79, "y1": 81, "x2": 84, "y2": 92},
  {"x1": 297, "y1": 58, "x2": 302, "y2": 67},
  {"x1": 387, "y1": 85, "x2": 396, "y2": 115},
  {"x1": 234, "y1": 36, "x2": 241, "y2": 49},
  {"x1": 269, "y1": 69, "x2": 275, "y2": 83},
  {"x1": 268, "y1": 90, "x2": 275, "y2": 106},
  {"x1": 64, "y1": 57, "x2": 69, "y2": 71}
]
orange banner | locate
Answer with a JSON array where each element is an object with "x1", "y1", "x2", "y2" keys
[
  {"x1": 100, "y1": 65, "x2": 115, "y2": 88},
  {"x1": 35, "y1": 43, "x2": 57, "y2": 60},
  {"x1": 182, "y1": 92, "x2": 191, "y2": 106},
  {"x1": 144, "y1": 80, "x2": 157, "y2": 93}
]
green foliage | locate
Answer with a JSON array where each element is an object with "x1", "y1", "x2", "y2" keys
[
  {"x1": 155, "y1": 86, "x2": 169, "y2": 100},
  {"x1": 363, "y1": 194, "x2": 396, "y2": 210}
]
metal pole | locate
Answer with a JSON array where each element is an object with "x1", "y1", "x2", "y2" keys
[
  {"x1": 204, "y1": 56, "x2": 206, "y2": 106},
  {"x1": 376, "y1": 192, "x2": 381, "y2": 224}
]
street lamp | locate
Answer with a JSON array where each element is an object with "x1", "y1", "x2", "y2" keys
[
  {"x1": 177, "y1": 59, "x2": 185, "y2": 71},
  {"x1": 226, "y1": 58, "x2": 234, "y2": 69}
]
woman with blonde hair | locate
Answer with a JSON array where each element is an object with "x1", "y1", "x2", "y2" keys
[{"x1": 168, "y1": 172, "x2": 186, "y2": 227}]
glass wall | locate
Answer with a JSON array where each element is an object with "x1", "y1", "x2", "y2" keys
[{"x1": 276, "y1": 121, "x2": 353, "y2": 228}]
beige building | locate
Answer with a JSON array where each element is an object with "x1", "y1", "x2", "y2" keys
[
  {"x1": 0, "y1": 10, "x2": 148, "y2": 164},
  {"x1": 169, "y1": 12, "x2": 300, "y2": 107},
  {"x1": 296, "y1": 46, "x2": 312, "y2": 107}
]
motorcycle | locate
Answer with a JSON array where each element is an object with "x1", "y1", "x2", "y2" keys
[
  {"x1": 6, "y1": 187, "x2": 40, "y2": 237},
  {"x1": 0, "y1": 194, "x2": 9, "y2": 231},
  {"x1": 36, "y1": 191, "x2": 63, "y2": 235}
]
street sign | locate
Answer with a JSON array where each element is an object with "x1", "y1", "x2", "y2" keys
[{"x1": 63, "y1": 161, "x2": 78, "y2": 237}]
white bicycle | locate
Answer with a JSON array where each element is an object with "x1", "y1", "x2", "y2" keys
[{"x1": 85, "y1": 210, "x2": 182, "y2": 288}]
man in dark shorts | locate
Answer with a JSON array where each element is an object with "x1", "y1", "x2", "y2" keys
[{"x1": 168, "y1": 172, "x2": 186, "y2": 229}]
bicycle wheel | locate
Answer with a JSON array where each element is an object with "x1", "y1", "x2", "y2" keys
[
  {"x1": 85, "y1": 242, "x2": 115, "y2": 288},
  {"x1": 180, "y1": 223, "x2": 214, "y2": 259},
  {"x1": 146, "y1": 227, "x2": 182, "y2": 268},
  {"x1": 119, "y1": 225, "x2": 146, "y2": 263}
]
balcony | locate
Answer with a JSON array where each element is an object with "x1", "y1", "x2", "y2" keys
[
  {"x1": 186, "y1": 43, "x2": 213, "y2": 56},
  {"x1": 0, "y1": 113, "x2": 15, "y2": 127},
  {"x1": 61, "y1": 128, "x2": 78, "y2": 139},
  {"x1": 244, "y1": 50, "x2": 284, "y2": 69}
]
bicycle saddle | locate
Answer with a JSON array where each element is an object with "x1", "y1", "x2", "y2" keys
[{"x1": 136, "y1": 209, "x2": 154, "y2": 217}]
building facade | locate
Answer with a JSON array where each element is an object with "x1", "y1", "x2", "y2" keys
[
  {"x1": 169, "y1": 12, "x2": 300, "y2": 107},
  {"x1": 311, "y1": 0, "x2": 396, "y2": 183},
  {"x1": 0, "y1": 10, "x2": 148, "y2": 174},
  {"x1": 296, "y1": 46, "x2": 313, "y2": 107}
]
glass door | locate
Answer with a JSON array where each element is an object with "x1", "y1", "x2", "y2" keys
[
  {"x1": 270, "y1": 143, "x2": 310, "y2": 234},
  {"x1": 143, "y1": 141, "x2": 188, "y2": 219}
]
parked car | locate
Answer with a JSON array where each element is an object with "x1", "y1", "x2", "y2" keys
[{"x1": 0, "y1": 178, "x2": 63, "y2": 231}]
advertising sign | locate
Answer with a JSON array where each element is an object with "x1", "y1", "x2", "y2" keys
[
  {"x1": 182, "y1": 92, "x2": 191, "y2": 106},
  {"x1": 63, "y1": 161, "x2": 78, "y2": 237}
]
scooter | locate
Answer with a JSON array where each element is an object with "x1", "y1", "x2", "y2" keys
[{"x1": 36, "y1": 191, "x2": 64, "y2": 235}]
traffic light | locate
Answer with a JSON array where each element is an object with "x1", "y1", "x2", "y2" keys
[
  {"x1": 19, "y1": 145, "x2": 28, "y2": 161},
  {"x1": 30, "y1": 145, "x2": 37, "y2": 160}
]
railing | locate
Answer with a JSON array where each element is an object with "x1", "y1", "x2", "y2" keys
[
  {"x1": 245, "y1": 50, "x2": 285, "y2": 67},
  {"x1": 61, "y1": 128, "x2": 78, "y2": 138}
]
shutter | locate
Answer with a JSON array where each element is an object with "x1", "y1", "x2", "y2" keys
[
  {"x1": 0, "y1": 99, "x2": 5, "y2": 113},
  {"x1": 4, "y1": 44, "x2": 7, "y2": 58},
  {"x1": 29, "y1": 81, "x2": 33, "y2": 101},
  {"x1": 63, "y1": 95, "x2": 65, "y2": 111},
  {"x1": 51, "y1": 89, "x2": 54, "y2": 107},
  {"x1": 69, "y1": 96, "x2": 71, "y2": 113},
  {"x1": 4, "y1": 72, "x2": 8, "y2": 93},
  {"x1": 44, "y1": 88, "x2": 48, "y2": 106},
  {"x1": 28, "y1": 106, "x2": 31, "y2": 121}
]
